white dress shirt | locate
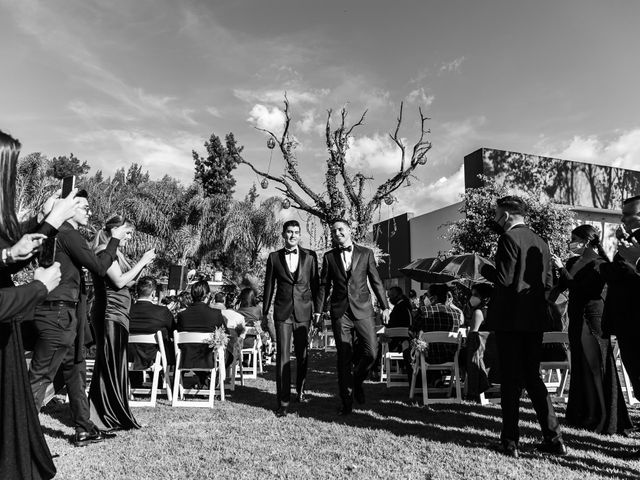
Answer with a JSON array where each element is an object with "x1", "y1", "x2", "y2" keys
[
  {"x1": 284, "y1": 247, "x2": 299, "y2": 273},
  {"x1": 340, "y1": 243, "x2": 353, "y2": 271}
]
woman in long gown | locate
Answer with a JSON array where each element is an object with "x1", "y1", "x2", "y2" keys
[
  {"x1": 0, "y1": 129, "x2": 80, "y2": 479},
  {"x1": 552, "y1": 224, "x2": 632, "y2": 434},
  {"x1": 88, "y1": 215, "x2": 155, "y2": 430}
]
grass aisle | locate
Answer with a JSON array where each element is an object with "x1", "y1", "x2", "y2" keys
[{"x1": 41, "y1": 351, "x2": 640, "y2": 479}]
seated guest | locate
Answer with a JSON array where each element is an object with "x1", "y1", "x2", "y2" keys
[
  {"x1": 210, "y1": 291, "x2": 245, "y2": 330},
  {"x1": 129, "y1": 276, "x2": 175, "y2": 371},
  {"x1": 177, "y1": 281, "x2": 229, "y2": 383},
  {"x1": 408, "y1": 289, "x2": 420, "y2": 319},
  {"x1": 385, "y1": 287, "x2": 413, "y2": 382},
  {"x1": 412, "y1": 283, "x2": 463, "y2": 365},
  {"x1": 237, "y1": 288, "x2": 264, "y2": 349},
  {"x1": 468, "y1": 283, "x2": 494, "y2": 332}
]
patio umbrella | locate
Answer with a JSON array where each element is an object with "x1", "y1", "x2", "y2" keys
[
  {"x1": 430, "y1": 253, "x2": 496, "y2": 287},
  {"x1": 399, "y1": 257, "x2": 443, "y2": 283}
]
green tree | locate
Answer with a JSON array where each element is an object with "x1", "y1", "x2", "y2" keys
[
  {"x1": 49, "y1": 153, "x2": 90, "y2": 179},
  {"x1": 193, "y1": 133, "x2": 241, "y2": 199}
]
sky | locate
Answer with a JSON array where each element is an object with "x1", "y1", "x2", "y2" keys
[{"x1": 2, "y1": 0, "x2": 640, "y2": 221}]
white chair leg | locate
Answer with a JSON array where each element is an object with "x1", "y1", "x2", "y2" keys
[{"x1": 421, "y1": 357, "x2": 428, "y2": 405}]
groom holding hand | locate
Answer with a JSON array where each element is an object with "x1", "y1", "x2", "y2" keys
[{"x1": 263, "y1": 220, "x2": 319, "y2": 417}]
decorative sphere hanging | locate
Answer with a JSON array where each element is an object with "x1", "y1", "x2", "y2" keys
[
  {"x1": 418, "y1": 157, "x2": 428, "y2": 165},
  {"x1": 282, "y1": 198, "x2": 291, "y2": 209},
  {"x1": 384, "y1": 196, "x2": 394, "y2": 206},
  {"x1": 267, "y1": 138, "x2": 276, "y2": 149},
  {"x1": 260, "y1": 178, "x2": 269, "y2": 189}
]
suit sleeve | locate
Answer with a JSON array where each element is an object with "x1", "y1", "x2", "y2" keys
[
  {"x1": 495, "y1": 234, "x2": 519, "y2": 288},
  {"x1": 310, "y1": 251, "x2": 319, "y2": 313},
  {"x1": 316, "y1": 254, "x2": 331, "y2": 313},
  {"x1": 366, "y1": 249, "x2": 389, "y2": 310},
  {"x1": 0, "y1": 281, "x2": 48, "y2": 322},
  {"x1": 67, "y1": 231, "x2": 120, "y2": 276},
  {"x1": 600, "y1": 255, "x2": 640, "y2": 283},
  {"x1": 262, "y1": 254, "x2": 275, "y2": 317}
]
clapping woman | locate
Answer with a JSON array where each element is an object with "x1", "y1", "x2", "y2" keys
[
  {"x1": 552, "y1": 224, "x2": 632, "y2": 434},
  {"x1": 88, "y1": 215, "x2": 155, "y2": 431}
]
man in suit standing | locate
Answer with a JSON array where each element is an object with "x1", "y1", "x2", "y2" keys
[
  {"x1": 263, "y1": 220, "x2": 319, "y2": 417},
  {"x1": 317, "y1": 218, "x2": 390, "y2": 416},
  {"x1": 486, "y1": 196, "x2": 565, "y2": 458}
]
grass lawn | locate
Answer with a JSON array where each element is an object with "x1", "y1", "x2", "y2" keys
[{"x1": 40, "y1": 350, "x2": 640, "y2": 480}]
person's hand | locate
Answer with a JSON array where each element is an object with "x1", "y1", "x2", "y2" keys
[
  {"x1": 42, "y1": 189, "x2": 83, "y2": 228},
  {"x1": 313, "y1": 312, "x2": 321, "y2": 327},
  {"x1": 551, "y1": 254, "x2": 564, "y2": 269},
  {"x1": 141, "y1": 248, "x2": 156, "y2": 265},
  {"x1": 618, "y1": 235, "x2": 640, "y2": 268},
  {"x1": 110, "y1": 224, "x2": 129, "y2": 240},
  {"x1": 9, "y1": 233, "x2": 47, "y2": 261},
  {"x1": 382, "y1": 308, "x2": 391, "y2": 324},
  {"x1": 33, "y1": 262, "x2": 61, "y2": 293}
]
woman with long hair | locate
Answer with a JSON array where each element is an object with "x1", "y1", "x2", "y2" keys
[
  {"x1": 552, "y1": 224, "x2": 632, "y2": 434},
  {"x1": 88, "y1": 215, "x2": 155, "y2": 430},
  {"x1": 0, "y1": 129, "x2": 79, "y2": 479}
]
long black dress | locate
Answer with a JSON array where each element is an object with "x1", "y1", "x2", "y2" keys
[
  {"x1": 88, "y1": 270, "x2": 139, "y2": 431},
  {"x1": 557, "y1": 249, "x2": 632, "y2": 434}
]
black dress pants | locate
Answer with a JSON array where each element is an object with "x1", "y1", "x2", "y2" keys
[
  {"x1": 275, "y1": 319, "x2": 309, "y2": 406},
  {"x1": 495, "y1": 331, "x2": 562, "y2": 445},
  {"x1": 333, "y1": 310, "x2": 377, "y2": 407},
  {"x1": 29, "y1": 305, "x2": 95, "y2": 433}
]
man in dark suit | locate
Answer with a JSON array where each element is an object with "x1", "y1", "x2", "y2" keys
[
  {"x1": 486, "y1": 196, "x2": 565, "y2": 458},
  {"x1": 601, "y1": 195, "x2": 640, "y2": 406},
  {"x1": 263, "y1": 220, "x2": 319, "y2": 417},
  {"x1": 317, "y1": 218, "x2": 389, "y2": 416},
  {"x1": 176, "y1": 280, "x2": 228, "y2": 383},
  {"x1": 129, "y1": 276, "x2": 175, "y2": 376}
]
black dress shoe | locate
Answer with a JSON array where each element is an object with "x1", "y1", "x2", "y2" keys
[
  {"x1": 353, "y1": 385, "x2": 365, "y2": 405},
  {"x1": 294, "y1": 392, "x2": 308, "y2": 403},
  {"x1": 492, "y1": 442, "x2": 519, "y2": 458},
  {"x1": 275, "y1": 406, "x2": 288, "y2": 418},
  {"x1": 74, "y1": 428, "x2": 111, "y2": 447},
  {"x1": 337, "y1": 405, "x2": 352, "y2": 416},
  {"x1": 535, "y1": 440, "x2": 568, "y2": 456}
]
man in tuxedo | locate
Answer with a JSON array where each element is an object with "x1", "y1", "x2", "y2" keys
[
  {"x1": 129, "y1": 276, "x2": 175, "y2": 376},
  {"x1": 263, "y1": 220, "x2": 319, "y2": 417},
  {"x1": 317, "y1": 218, "x2": 389, "y2": 416},
  {"x1": 486, "y1": 196, "x2": 565, "y2": 458},
  {"x1": 601, "y1": 195, "x2": 640, "y2": 405}
]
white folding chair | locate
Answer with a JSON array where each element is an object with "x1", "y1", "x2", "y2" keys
[
  {"x1": 240, "y1": 327, "x2": 262, "y2": 379},
  {"x1": 172, "y1": 331, "x2": 225, "y2": 408},
  {"x1": 612, "y1": 336, "x2": 638, "y2": 406},
  {"x1": 409, "y1": 331, "x2": 463, "y2": 405},
  {"x1": 128, "y1": 331, "x2": 172, "y2": 407},
  {"x1": 540, "y1": 331, "x2": 571, "y2": 402},
  {"x1": 379, "y1": 327, "x2": 410, "y2": 387},
  {"x1": 323, "y1": 317, "x2": 336, "y2": 352}
]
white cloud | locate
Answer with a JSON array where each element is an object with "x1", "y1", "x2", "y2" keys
[
  {"x1": 234, "y1": 88, "x2": 330, "y2": 106},
  {"x1": 345, "y1": 133, "x2": 402, "y2": 174},
  {"x1": 247, "y1": 104, "x2": 286, "y2": 133},
  {"x1": 548, "y1": 129, "x2": 640, "y2": 170},
  {"x1": 438, "y1": 56, "x2": 465, "y2": 75},
  {"x1": 295, "y1": 109, "x2": 325, "y2": 135},
  {"x1": 393, "y1": 164, "x2": 465, "y2": 215},
  {"x1": 406, "y1": 88, "x2": 435, "y2": 106},
  {"x1": 206, "y1": 106, "x2": 222, "y2": 118}
]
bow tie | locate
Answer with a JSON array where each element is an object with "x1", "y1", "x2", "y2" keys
[
  {"x1": 340, "y1": 245, "x2": 353, "y2": 252},
  {"x1": 284, "y1": 248, "x2": 298, "y2": 255}
]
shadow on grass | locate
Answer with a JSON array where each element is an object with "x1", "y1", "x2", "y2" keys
[{"x1": 228, "y1": 349, "x2": 640, "y2": 480}]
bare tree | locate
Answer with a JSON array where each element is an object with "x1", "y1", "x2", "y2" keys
[{"x1": 237, "y1": 96, "x2": 431, "y2": 242}]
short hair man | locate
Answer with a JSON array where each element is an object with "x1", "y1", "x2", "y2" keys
[
  {"x1": 263, "y1": 219, "x2": 319, "y2": 417},
  {"x1": 29, "y1": 190, "x2": 127, "y2": 447},
  {"x1": 316, "y1": 218, "x2": 390, "y2": 415},
  {"x1": 487, "y1": 195, "x2": 565, "y2": 458},
  {"x1": 129, "y1": 276, "x2": 175, "y2": 371}
]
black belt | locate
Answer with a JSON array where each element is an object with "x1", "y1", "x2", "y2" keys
[{"x1": 41, "y1": 300, "x2": 78, "y2": 308}]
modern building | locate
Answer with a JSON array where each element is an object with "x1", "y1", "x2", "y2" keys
[{"x1": 374, "y1": 147, "x2": 640, "y2": 293}]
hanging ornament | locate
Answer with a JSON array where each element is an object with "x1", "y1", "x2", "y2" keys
[
  {"x1": 260, "y1": 178, "x2": 269, "y2": 189},
  {"x1": 418, "y1": 156, "x2": 428, "y2": 165},
  {"x1": 267, "y1": 137, "x2": 276, "y2": 149},
  {"x1": 384, "y1": 196, "x2": 394, "y2": 206},
  {"x1": 282, "y1": 198, "x2": 291, "y2": 209}
]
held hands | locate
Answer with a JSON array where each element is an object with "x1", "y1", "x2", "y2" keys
[
  {"x1": 10, "y1": 233, "x2": 47, "y2": 261},
  {"x1": 312, "y1": 312, "x2": 322, "y2": 327},
  {"x1": 42, "y1": 188, "x2": 82, "y2": 228},
  {"x1": 381, "y1": 308, "x2": 391, "y2": 324},
  {"x1": 33, "y1": 262, "x2": 61, "y2": 293},
  {"x1": 551, "y1": 254, "x2": 564, "y2": 269}
]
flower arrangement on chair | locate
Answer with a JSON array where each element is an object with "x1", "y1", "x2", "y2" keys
[{"x1": 205, "y1": 327, "x2": 229, "y2": 350}]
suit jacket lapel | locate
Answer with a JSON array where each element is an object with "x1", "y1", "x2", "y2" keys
[
  {"x1": 350, "y1": 244, "x2": 361, "y2": 274},
  {"x1": 297, "y1": 248, "x2": 306, "y2": 280},
  {"x1": 278, "y1": 249, "x2": 294, "y2": 281},
  {"x1": 333, "y1": 248, "x2": 347, "y2": 278}
]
